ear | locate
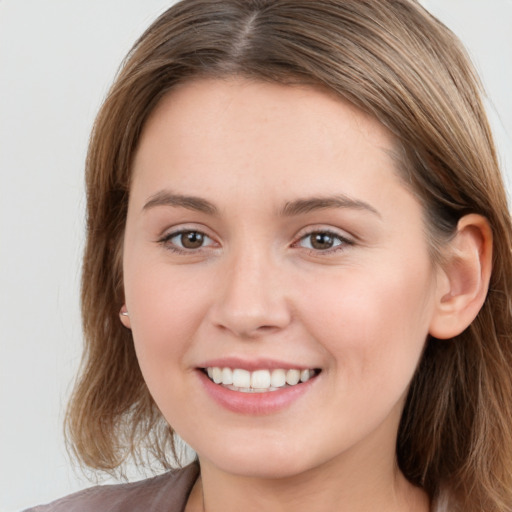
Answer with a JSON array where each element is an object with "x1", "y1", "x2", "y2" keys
[
  {"x1": 119, "y1": 304, "x2": 132, "y2": 329},
  {"x1": 429, "y1": 214, "x2": 493, "y2": 339}
]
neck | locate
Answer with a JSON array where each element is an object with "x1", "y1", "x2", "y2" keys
[
  {"x1": 186, "y1": 399, "x2": 430, "y2": 512},
  {"x1": 191, "y1": 452, "x2": 429, "y2": 512}
]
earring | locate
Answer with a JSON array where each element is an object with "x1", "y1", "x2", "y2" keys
[{"x1": 120, "y1": 307, "x2": 129, "y2": 317}]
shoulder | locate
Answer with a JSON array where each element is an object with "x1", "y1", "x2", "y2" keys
[{"x1": 23, "y1": 463, "x2": 199, "y2": 512}]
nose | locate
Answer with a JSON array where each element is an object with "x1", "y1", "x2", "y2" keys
[{"x1": 209, "y1": 247, "x2": 292, "y2": 339}]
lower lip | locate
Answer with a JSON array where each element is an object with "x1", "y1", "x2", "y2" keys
[{"x1": 197, "y1": 370, "x2": 317, "y2": 415}]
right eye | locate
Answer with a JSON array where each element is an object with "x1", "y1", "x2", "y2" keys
[
  {"x1": 159, "y1": 230, "x2": 216, "y2": 252},
  {"x1": 297, "y1": 231, "x2": 345, "y2": 251}
]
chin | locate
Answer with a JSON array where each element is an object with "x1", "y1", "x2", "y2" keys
[{"x1": 196, "y1": 438, "x2": 325, "y2": 480}]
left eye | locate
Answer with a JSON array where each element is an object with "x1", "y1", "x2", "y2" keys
[
  {"x1": 165, "y1": 230, "x2": 214, "y2": 250},
  {"x1": 297, "y1": 231, "x2": 347, "y2": 251}
]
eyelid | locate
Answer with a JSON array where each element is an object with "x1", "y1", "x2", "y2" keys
[
  {"x1": 157, "y1": 224, "x2": 220, "y2": 254},
  {"x1": 292, "y1": 226, "x2": 355, "y2": 253}
]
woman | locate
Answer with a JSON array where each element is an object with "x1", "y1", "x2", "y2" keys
[{"x1": 27, "y1": 1, "x2": 512, "y2": 511}]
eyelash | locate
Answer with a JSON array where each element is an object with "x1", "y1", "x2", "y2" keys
[
  {"x1": 293, "y1": 229, "x2": 354, "y2": 255},
  {"x1": 157, "y1": 228, "x2": 354, "y2": 255},
  {"x1": 158, "y1": 229, "x2": 217, "y2": 255}
]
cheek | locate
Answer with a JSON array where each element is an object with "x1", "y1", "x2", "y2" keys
[
  {"x1": 124, "y1": 263, "x2": 212, "y2": 372},
  {"x1": 299, "y1": 263, "x2": 435, "y2": 388}
]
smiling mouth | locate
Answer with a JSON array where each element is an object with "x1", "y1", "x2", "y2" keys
[{"x1": 202, "y1": 367, "x2": 321, "y2": 393}]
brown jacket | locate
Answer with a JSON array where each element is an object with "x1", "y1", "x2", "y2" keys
[{"x1": 23, "y1": 463, "x2": 199, "y2": 512}]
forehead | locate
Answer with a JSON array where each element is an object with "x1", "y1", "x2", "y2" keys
[
  {"x1": 131, "y1": 78, "x2": 401, "y2": 196},
  {"x1": 139, "y1": 78, "x2": 395, "y2": 151}
]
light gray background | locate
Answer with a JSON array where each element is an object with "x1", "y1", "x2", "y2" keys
[{"x1": 1, "y1": 1, "x2": 511, "y2": 511}]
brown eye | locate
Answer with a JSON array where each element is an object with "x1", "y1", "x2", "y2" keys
[
  {"x1": 310, "y1": 233, "x2": 335, "y2": 250},
  {"x1": 162, "y1": 230, "x2": 215, "y2": 251},
  {"x1": 297, "y1": 231, "x2": 349, "y2": 252},
  {"x1": 180, "y1": 231, "x2": 205, "y2": 249}
]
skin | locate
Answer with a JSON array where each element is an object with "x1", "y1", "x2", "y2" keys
[{"x1": 120, "y1": 78, "x2": 453, "y2": 511}]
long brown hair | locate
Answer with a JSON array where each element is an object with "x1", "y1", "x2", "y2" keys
[{"x1": 66, "y1": 1, "x2": 512, "y2": 509}]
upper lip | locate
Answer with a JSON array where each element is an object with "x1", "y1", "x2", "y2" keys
[{"x1": 197, "y1": 357, "x2": 319, "y2": 372}]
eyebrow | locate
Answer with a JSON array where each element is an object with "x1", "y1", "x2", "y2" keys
[
  {"x1": 280, "y1": 195, "x2": 381, "y2": 218},
  {"x1": 143, "y1": 190, "x2": 218, "y2": 215},
  {"x1": 143, "y1": 190, "x2": 380, "y2": 218}
]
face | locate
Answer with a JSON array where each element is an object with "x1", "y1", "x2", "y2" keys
[{"x1": 122, "y1": 78, "x2": 443, "y2": 479}]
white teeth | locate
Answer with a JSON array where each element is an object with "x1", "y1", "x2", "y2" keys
[
  {"x1": 270, "y1": 369, "x2": 287, "y2": 388},
  {"x1": 300, "y1": 369, "x2": 310, "y2": 383},
  {"x1": 221, "y1": 367, "x2": 233, "y2": 385},
  {"x1": 251, "y1": 369, "x2": 271, "y2": 389},
  {"x1": 212, "y1": 367, "x2": 223, "y2": 384},
  {"x1": 205, "y1": 366, "x2": 317, "y2": 391},
  {"x1": 286, "y1": 369, "x2": 300, "y2": 385},
  {"x1": 232, "y1": 369, "x2": 251, "y2": 388}
]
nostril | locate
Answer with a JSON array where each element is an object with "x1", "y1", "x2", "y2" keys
[
  {"x1": 213, "y1": 319, "x2": 286, "y2": 340},
  {"x1": 256, "y1": 325, "x2": 279, "y2": 332}
]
